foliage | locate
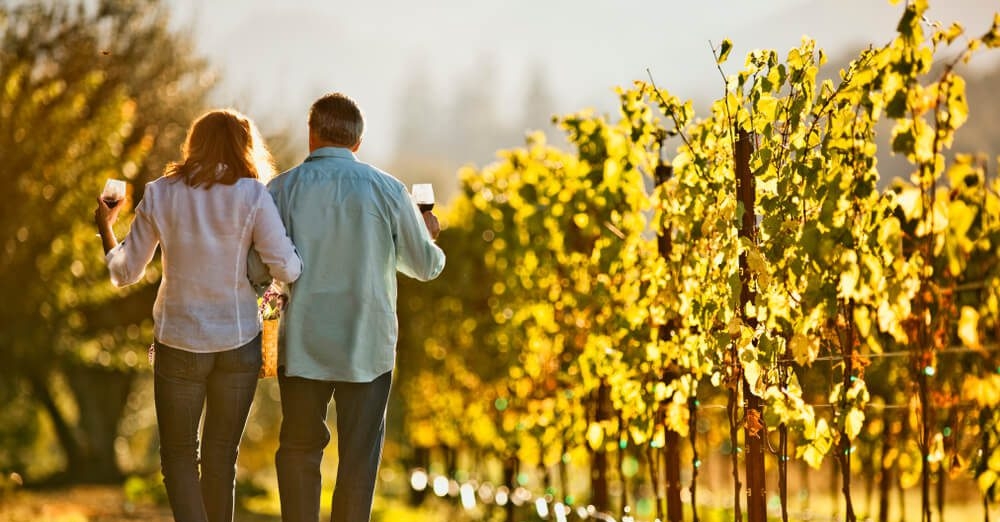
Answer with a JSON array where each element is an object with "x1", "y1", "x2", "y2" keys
[
  {"x1": 0, "y1": 0, "x2": 212, "y2": 482},
  {"x1": 395, "y1": 2, "x2": 1000, "y2": 520}
]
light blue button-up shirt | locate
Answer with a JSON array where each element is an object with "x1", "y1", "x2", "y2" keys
[{"x1": 264, "y1": 147, "x2": 445, "y2": 382}]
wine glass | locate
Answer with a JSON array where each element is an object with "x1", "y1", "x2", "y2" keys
[
  {"x1": 412, "y1": 183, "x2": 435, "y2": 213},
  {"x1": 101, "y1": 179, "x2": 126, "y2": 208}
]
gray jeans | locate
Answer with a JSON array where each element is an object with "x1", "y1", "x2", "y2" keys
[
  {"x1": 153, "y1": 334, "x2": 261, "y2": 522},
  {"x1": 275, "y1": 369, "x2": 392, "y2": 522}
]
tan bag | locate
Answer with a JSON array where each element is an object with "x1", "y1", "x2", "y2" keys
[
  {"x1": 260, "y1": 318, "x2": 280, "y2": 378},
  {"x1": 257, "y1": 281, "x2": 287, "y2": 378}
]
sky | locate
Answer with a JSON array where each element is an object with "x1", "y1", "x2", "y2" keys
[{"x1": 164, "y1": 0, "x2": 1000, "y2": 167}]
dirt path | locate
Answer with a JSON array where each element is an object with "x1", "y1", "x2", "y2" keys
[{"x1": 0, "y1": 485, "x2": 279, "y2": 522}]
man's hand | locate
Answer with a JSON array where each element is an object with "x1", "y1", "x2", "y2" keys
[{"x1": 422, "y1": 211, "x2": 440, "y2": 240}]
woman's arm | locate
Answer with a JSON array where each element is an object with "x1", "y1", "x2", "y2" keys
[
  {"x1": 96, "y1": 193, "x2": 160, "y2": 287},
  {"x1": 251, "y1": 189, "x2": 302, "y2": 284}
]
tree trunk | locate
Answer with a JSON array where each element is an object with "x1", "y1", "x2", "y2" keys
[
  {"x1": 504, "y1": 455, "x2": 518, "y2": 522},
  {"x1": 744, "y1": 392, "x2": 767, "y2": 522},
  {"x1": 728, "y1": 386, "x2": 743, "y2": 522},
  {"x1": 590, "y1": 380, "x2": 613, "y2": 512},
  {"x1": 409, "y1": 446, "x2": 431, "y2": 506},
  {"x1": 29, "y1": 363, "x2": 135, "y2": 484},
  {"x1": 838, "y1": 309, "x2": 857, "y2": 522},
  {"x1": 27, "y1": 370, "x2": 83, "y2": 481},
  {"x1": 877, "y1": 427, "x2": 894, "y2": 522},
  {"x1": 442, "y1": 444, "x2": 457, "y2": 477},
  {"x1": 559, "y1": 437, "x2": 570, "y2": 505},
  {"x1": 689, "y1": 397, "x2": 701, "y2": 522},
  {"x1": 664, "y1": 429, "x2": 682, "y2": 521},
  {"x1": 646, "y1": 445, "x2": 664, "y2": 520},
  {"x1": 618, "y1": 421, "x2": 629, "y2": 512},
  {"x1": 779, "y1": 422, "x2": 789, "y2": 522},
  {"x1": 64, "y1": 363, "x2": 134, "y2": 483},
  {"x1": 918, "y1": 366, "x2": 932, "y2": 522}
]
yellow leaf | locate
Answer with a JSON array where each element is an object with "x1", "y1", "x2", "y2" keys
[
  {"x1": 853, "y1": 307, "x2": 872, "y2": 338},
  {"x1": 586, "y1": 422, "x2": 604, "y2": 450},
  {"x1": 978, "y1": 470, "x2": 998, "y2": 495},
  {"x1": 989, "y1": 446, "x2": 1000, "y2": 472},
  {"x1": 838, "y1": 262, "x2": 861, "y2": 300},
  {"x1": 745, "y1": 243, "x2": 770, "y2": 288},
  {"x1": 845, "y1": 408, "x2": 865, "y2": 440},
  {"x1": 800, "y1": 445, "x2": 825, "y2": 469},
  {"x1": 717, "y1": 38, "x2": 733, "y2": 64},
  {"x1": 789, "y1": 333, "x2": 819, "y2": 366},
  {"x1": 665, "y1": 401, "x2": 690, "y2": 437},
  {"x1": 895, "y1": 185, "x2": 922, "y2": 220},
  {"x1": 958, "y1": 306, "x2": 981, "y2": 350}
]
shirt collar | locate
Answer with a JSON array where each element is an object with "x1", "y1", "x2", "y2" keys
[{"x1": 306, "y1": 147, "x2": 357, "y2": 162}]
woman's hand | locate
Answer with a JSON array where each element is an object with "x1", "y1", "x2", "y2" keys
[
  {"x1": 94, "y1": 197, "x2": 123, "y2": 227},
  {"x1": 95, "y1": 197, "x2": 123, "y2": 254}
]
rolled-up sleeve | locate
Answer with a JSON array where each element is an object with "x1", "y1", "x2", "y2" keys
[
  {"x1": 251, "y1": 189, "x2": 302, "y2": 284},
  {"x1": 395, "y1": 190, "x2": 445, "y2": 281},
  {"x1": 106, "y1": 197, "x2": 159, "y2": 288}
]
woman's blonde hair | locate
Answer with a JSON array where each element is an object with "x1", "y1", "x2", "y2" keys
[{"x1": 165, "y1": 109, "x2": 275, "y2": 187}]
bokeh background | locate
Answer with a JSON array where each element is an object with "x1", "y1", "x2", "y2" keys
[{"x1": 2, "y1": 0, "x2": 1000, "y2": 520}]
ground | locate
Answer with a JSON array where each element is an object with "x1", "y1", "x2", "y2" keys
[{"x1": 0, "y1": 485, "x2": 279, "y2": 522}]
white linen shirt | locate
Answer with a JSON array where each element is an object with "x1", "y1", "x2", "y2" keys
[{"x1": 105, "y1": 176, "x2": 302, "y2": 352}]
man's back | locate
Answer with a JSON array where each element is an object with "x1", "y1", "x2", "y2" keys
[{"x1": 267, "y1": 146, "x2": 445, "y2": 382}]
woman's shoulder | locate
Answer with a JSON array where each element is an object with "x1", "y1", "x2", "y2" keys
[
  {"x1": 232, "y1": 178, "x2": 272, "y2": 206},
  {"x1": 234, "y1": 177, "x2": 267, "y2": 188},
  {"x1": 140, "y1": 175, "x2": 173, "y2": 201},
  {"x1": 145, "y1": 174, "x2": 189, "y2": 193},
  {"x1": 233, "y1": 177, "x2": 268, "y2": 195}
]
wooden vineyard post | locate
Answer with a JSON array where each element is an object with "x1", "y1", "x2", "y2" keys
[
  {"x1": 654, "y1": 158, "x2": 684, "y2": 522},
  {"x1": 736, "y1": 129, "x2": 767, "y2": 522}
]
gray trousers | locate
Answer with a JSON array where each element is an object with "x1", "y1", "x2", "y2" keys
[{"x1": 275, "y1": 369, "x2": 392, "y2": 522}]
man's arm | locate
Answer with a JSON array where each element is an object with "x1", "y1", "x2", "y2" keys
[{"x1": 395, "y1": 187, "x2": 445, "y2": 281}]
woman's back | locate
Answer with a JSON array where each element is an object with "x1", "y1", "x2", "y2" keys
[{"x1": 106, "y1": 176, "x2": 300, "y2": 352}]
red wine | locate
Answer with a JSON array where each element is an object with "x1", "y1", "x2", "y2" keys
[
  {"x1": 103, "y1": 198, "x2": 120, "y2": 208},
  {"x1": 418, "y1": 203, "x2": 434, "y2": 213}
]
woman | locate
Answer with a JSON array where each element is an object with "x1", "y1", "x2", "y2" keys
[{"x1": 94, "y1": 109, "x2": 301, "y2": 522}]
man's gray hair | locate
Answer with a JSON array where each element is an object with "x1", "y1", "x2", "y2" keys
[{"x1": 308, "y1": 92, "x2": 364, "y2": 147}]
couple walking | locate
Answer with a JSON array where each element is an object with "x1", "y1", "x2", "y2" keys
[{"x1": 94, "y1": 92, "x2": 446, "y2": 522}]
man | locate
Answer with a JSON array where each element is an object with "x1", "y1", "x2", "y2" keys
[{"x1": 263, "y1": 92, "x2": 445, "y2": 521}]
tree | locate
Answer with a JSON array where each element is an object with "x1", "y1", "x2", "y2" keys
[{"x1": 0, "y1": 0, "x2": 212, "y2": 484}]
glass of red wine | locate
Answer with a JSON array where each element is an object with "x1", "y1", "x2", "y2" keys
[
  {"x1": 101, "y1": 179, "x2": 126, "y2": 208},
  {"x1": 412, "y1": 183, "x2": 435, "y2": 213}
]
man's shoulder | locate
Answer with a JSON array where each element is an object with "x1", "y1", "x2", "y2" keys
[
  {"x1": 266, "y1": 157, "x2": 406, "y2": 198},
  {"x1": 266, "y1": 166, "x2": 301, "y2": 192},
  {"x1": 365, "y1": 164, "x2": 407, "y2": 193}
]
